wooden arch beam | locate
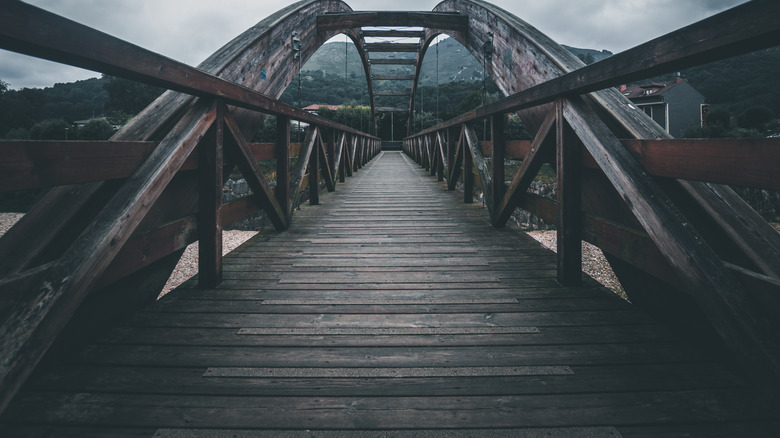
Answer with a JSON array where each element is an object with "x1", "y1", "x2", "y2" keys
[{"x1": 317, "y1": 11, "x2": 468, "y2": 32}]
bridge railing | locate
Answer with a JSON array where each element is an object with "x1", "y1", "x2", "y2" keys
[
  {"x1": 404, "y1": 1, "x2": 780, "y2": 392},
  {"x1": 0, "y1": 1, "x2": 378, "y2": 413}
]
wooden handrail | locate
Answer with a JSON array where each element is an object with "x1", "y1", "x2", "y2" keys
[
  {"x1": 407, "y1": 0, "x2": 780, "y2": 138},
  {"x1": 0, "y1": 1, "x2": 378, "y2": 142}
]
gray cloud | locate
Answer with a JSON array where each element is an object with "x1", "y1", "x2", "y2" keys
[{"x1": 1, "y1": 0, "x2": 747, "y2": 89}]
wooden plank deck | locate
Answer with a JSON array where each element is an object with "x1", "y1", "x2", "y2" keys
[{"x1": 1, "y1": 151, "x2": 778, "y2": 437}]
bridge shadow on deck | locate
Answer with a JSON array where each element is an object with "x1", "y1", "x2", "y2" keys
[{"x1": 2, "y1": 151, "x2": 778, "y2": 436}]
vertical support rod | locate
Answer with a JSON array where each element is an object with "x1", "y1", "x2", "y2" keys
[
  {"x1": 198, "y1": 101, "x2": 224, "y2": 288},
  {"x1": 463, "y1": 125, "x2": 474, "y2": 204},
  {"x1": 556, "y1": 99, "x2": 583, "y2": 286},
  {"x1": 276, "y1": 116, "x2": 291, "y2": 224},
  {"x1": 309, "y1": 130, "x2": 320, "y2": 205}
]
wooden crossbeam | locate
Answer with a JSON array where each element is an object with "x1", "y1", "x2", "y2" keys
[
  {"x1": 0, "y1": 100, "x2": 218, "y2": 414},
  {"x1": 679, "y1": 181, "x2": 780, "y2": 280},
  {"x1": 320, "y1": 130, "x2": 336, "y2": 193},
  {"x1": 223, "y1": 109, "x2": 287, "y2": 231},
  {"x1": 289, "y1": 127, "x2": 318, "y2": 218},
  {"x1": 317, "y1": 11, "x2": 468, "y2": 32},
  {"x1": 562, "y1": 95, "x2": 780, "y2": 388},
  {"x1": 335, "y1": 133, "x2": 346, "y2": 183},
  {"x1": 370, "y1": 58, "x2": 417, "y2": 65},
  {"x1": 0, "y1": 183, "x2": 99, "y2": 276},
  {"x1": 463, "y1": 126, "x2": 492, "y2": 212},
  {"x1": 373, "y1": 75, "x2": 415, "y2": 81},
  {"x1": 365, "y1": 43, "x2": 420, "y2": 52},
  {"x1": 375, "y1": 91, "x2": 411, "y2": 96},
  {"x1": 447, "y1": 127, "x2": 464, "y2": 191},
  {"x1": 375, "y1": 107, "x2": 408, "y2": 112},
  {"x1": 309, "y1": 131, "x2": 321, "y2": 206},
  {"x1": 493, "y1": 108, "x2": 557, "y2": 227},
  {"x1": 361, "y1": 30, "x2": 425, "y2": 38},
  {"x1": 436, "y1": 132, "x2": 446, "y2": 182}
]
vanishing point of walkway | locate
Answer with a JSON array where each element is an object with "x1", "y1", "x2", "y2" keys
[{"x1": 1, "y1": 152, "x2": 777, "y2": 436}]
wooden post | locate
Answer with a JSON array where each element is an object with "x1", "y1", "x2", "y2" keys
[
  {"x1": 436, "y1": 132, "x2": 445, "y2": 182},
  {"x1": 491, "y1": 114, "x2": 506, "y2": 216},
  {"x1": 309, "y1": 129, "x2": 320, "y2": 205},
  {"x1": 338, "y1": 134, "x2": 346, "y2": 183},
  {"x1": 447, "y1": 127, "x2": 456, "y2": 181},
  {"x1": 276, "y1": 116, "x2": 290, "y2": 223},
  {"x1": 463, "y1": 126, "x2": 474, "y2": 204},
  {"x1": 328, "y1": 129, "x2": 336, "y2": 189},
  {"x1": 556, "y1": 100, "x2": 582, "y2": 286},
  {"x1": 198, "y1": 101, "x2": 224, "y2": 288}
]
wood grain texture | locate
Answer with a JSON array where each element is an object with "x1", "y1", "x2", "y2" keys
[{"x1": 1, "y1": 152, "x2": 775, "y2": 436}]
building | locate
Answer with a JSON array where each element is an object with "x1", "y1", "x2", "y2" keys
[
  {"x1": 620, "y1": 78, "x2": 706, "y2": 137},
  {"x1": 303, "y1": 104, "x2": 342, "y2": 114}
]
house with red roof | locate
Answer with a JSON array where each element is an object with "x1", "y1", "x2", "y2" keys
[{"x1": 619, "y1": 78, "x2": 706, "y2": 137}]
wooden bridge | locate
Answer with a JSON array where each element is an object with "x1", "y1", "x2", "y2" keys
[{"x1": 1, "y1": 0, "x2": 780, "y2": 435}]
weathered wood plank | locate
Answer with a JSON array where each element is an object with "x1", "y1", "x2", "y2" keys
[
  {"x1": 0, "y1": 100, "x2": 218, "y2": 413},
  {"x1": 361, "y1": 30, "x2": 425, "y2": 38},
  {"x1": 317, "y1": 11, "x2": 468, "y2": 32},
  {"x1": 369, "y1": 58, "x2": 417, "y2": 65},
  {"x1": 275, "y1": 116, "x2": 291, "y2": 225},
  {"x1": 464, "y1": 125, "x2": 492, "y2": 211},
  {"x1": 288, "y1": 127, "x2": 317, "y2": 218},
  {"x1": 562, "y1": 96, "x2": 780, "y2": 388},
  {"x1": 494, "y1": 108, "x2": 556, "y2": 227},
  {"x1": 223, "y1": 109, "x2": 286, "y2": 230},
  {"x1": 198, "y1": 103, "x2": 224, "y2": 289},
  {"x1": 490, "y1": 116, "x2": 506, "y2": 218},
  {"x1": 365, "y1": 43, "x2": 420, "y2": 52},
  {"x1": 556, "y1": 101, "x2": 583, "y2": 286},
  {"x1": 3, "y1": 389, "x2": 771, "y2": 429}
]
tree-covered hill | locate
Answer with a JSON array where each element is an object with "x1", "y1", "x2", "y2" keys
[{"x1": 2, "y1": 40, "x2": 779, "y2": 139}]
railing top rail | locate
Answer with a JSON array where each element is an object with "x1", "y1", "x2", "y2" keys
[
  {"x1": 407, "y1": 0, "x2": 780, "y2": 138},
  {"x1": 0, "y1": 1, "x2": 379, "y2": 140}
]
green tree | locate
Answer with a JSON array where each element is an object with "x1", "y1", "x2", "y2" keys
[
  {"x1": 77, "y1": 118, "x2": 116, "y2": 140},
  {"x1": 29, "y1": 119, "x2": 70, "y2": 140},
  {"x1": 458, "y1": 90, "x2": 486, "y2": 114},
  {"x1": 103, "y1": 75, "x2": 164, "y2": 115},
  {"x1": 736, "y1": 106, "x2": 773, "y2": 130},
  {"x1": 505, "y1": 115, "x2": 530, "y2": 140}
]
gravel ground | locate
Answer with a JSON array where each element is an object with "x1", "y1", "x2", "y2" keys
[
  {"x1": 527, "y1": 230, "x2": 628, "y2": 300},
  {"x1": 0, "y1": 212, "x2": 257, "y2": 298},
  {"x1": 160, "y1": 230, "x2": 257, "y2": 297},
  {"x1": 0, "y1": 213, "x2": 24, "y2": 235}
]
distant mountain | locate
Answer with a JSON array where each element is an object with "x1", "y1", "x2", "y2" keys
[
  {"x1": 561, "y1": 45, "x2": 613, "y2": 64},
  {"x1": 300, "y1": 38, "x2": 484, "y2": 86}
]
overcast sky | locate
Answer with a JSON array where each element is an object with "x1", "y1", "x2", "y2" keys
[{"x1": 1, "y1": 0, "x2": 747, "y2": 89}]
